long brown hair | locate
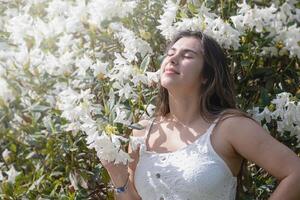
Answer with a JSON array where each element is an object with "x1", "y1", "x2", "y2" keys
[{"x1": 154, "y1": 30, "x2": 253, "y2": 199}]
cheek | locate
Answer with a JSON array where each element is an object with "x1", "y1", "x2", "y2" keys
[{"x1": 182, "y1": 62, "x2": 202, "y2": 76}]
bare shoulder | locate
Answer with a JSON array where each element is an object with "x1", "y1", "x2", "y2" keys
[
  {"x1": 132, "y1": 119, "x2": 150, "y2": 137},
  {"x1": 217, "y1": 114, "x2": 300, "y2": 181},
  {"x1": 217, "y1": 115, "x2": 260, "y2": 133},
  {"x1": 216, "y1": 115, "x2": 265, "y2": 146}
]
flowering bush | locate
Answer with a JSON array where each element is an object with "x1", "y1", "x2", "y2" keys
[{"x1": 0, "y1": 0, "x2": 299, "y2": 199}]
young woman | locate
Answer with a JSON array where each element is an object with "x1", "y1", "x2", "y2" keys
[{"x1": 102, "y1": 30, "x2": 300, "y2": 200}]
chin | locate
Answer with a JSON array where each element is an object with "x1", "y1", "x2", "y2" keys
[{"x1": 161, "y1": 79, "x2": 177, "y2": 90}]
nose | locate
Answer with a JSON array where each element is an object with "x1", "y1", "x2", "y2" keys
[{"x1": 168, "y1": 53, "x2": 179, "y2": 65}]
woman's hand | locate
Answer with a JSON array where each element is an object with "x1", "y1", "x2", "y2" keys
[{"x1": 100, "y1": 159, "x2": 129, "y2": 188}]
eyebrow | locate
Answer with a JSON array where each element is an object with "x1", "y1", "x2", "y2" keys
[{"x1": 168, "y1": 47, "x2": 199, "y2": 55}]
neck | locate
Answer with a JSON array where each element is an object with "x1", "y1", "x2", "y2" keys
[{"x1": 167, "y1": 91, "x2": 203, "y2": 125}]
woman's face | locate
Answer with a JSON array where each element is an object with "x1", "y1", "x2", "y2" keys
[{"x1": 160, "y1": 36, "x2": 205, "y2": 92}]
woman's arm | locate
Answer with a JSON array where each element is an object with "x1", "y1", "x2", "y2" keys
[
  {"x1": 103, "y1": 120, "x2": 148, "y2": 200},
  {"x1": 110, "y1": 145, "x2": 141, "y2": 200},
  {"x1": 221, "y1": 116, "x2": 300, "y2": 200},
  {"x1": 114, "y1": 137, "x2": 143, "y2": 200},
  {"x1": 103, "y1": 159, "x2": 141, "y2": 200}
]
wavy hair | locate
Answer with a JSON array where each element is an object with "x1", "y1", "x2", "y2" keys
[{"x1": 154, "y1": 30, "x2": 246, "y2": 122}]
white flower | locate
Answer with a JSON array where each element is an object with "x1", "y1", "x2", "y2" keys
[
  {"x1": 2, "y1": 149, "x2": 11, "y2": 162},
  {"x1": 6, "y1": 14, "x2": 34, "y2": 45},
  {"x1": 114, "y1": 149, "x2": 131, "y2": 164},
  {"x1": 40, "y1": 51, "x2": 74, "y2": 75},
  {"x1": 0, "y1": 41, "x2": 9, "y2": 51},
  {"x1": 75, "y1": 55, "x2": 93, "y2": 77},
  {"x1": 87, "y1": 0, "x2": 137, "y2": 27},
  {"x1": 230, "y1": 15, "x2": 245, "y2": 32},
  {"x1": 157, "y1": 0, "x2": 179, "y2": 40},
  {"x1": 204, "y1": 17, "x2": 241, "y2": 50},
  {"x1": 34, "y1": 17, "x2": 65, "y2": 42},
  {"x1": 110, "y1": 53, "x2": 134, "y2": 83},
  {"x1": 257, "y1": 107, "x2": 272, "y2": 123},
  {"x1": 85, "y1": 128, "x2": 99, "y2": 145},
  {"x1": 13, "y1": 44, "x2": 30, "y2": 66},
  {"x1": 146, "y1": 104, "x2": 156, "y2": 117},
  {"x1": 236, "y1": 0, "x2": 251, "y2": 15},
  {"x1": 271, "y1": 92, "x2": 291, "y2": 111},
  {"x1": 93, "y1": 133, "x2": 118, "y2": 162},
  {"x1": 285, "y1": 102, "x2": 298, "y2": 124},
  {"x1": 114, "y1": 106, "x2": 131, "y2": 125},
  {"x1": 57, "y1": 34, "x2": 74, "y2": 53},
  {"x1": 91, "y1": 60, "x2": 108, "y2": 77},
  {"x1": 132, "y1": 73, "x2": 148, "y2": 86},
  {"x1": 6, "y1": 165, "x2": 21, "y2": 184},
  {"x1": 110, "y1": 23, "x2": 152, "y2": 62},
  {"x1": 275, "y1": 24, "x2": 300, "y2": 59},
  {"x1": 0, "y1": 171, "x2": 3, "y2": 181},
  {"x1": 89, "y1": 130, "x2": 131, "y2": 164},
  {"x1": 146, "y1": 70, "x2": 160, "y2": 86},
  {"x1": 0, "y1": 78, "x2": 15, "y2": 104},
  {"x1": 250, "y1": 92, "x2": 299, "y2": 140},
  {"x1": 175, "y1": 17, "x2": 204, "y2": 33},
  {"x1": 230, "y1": 1, "x2": 280, "y2": 34},
  {"x1": 111, "y1": 134, "x2": 129, "y2": 150},
  {"x1": 129, "y1": 136, "x2": 145, "y2": 151},
  {"x1": 114, "y1": 82, "x2": 134, "y2": 99},
  {"x1": 57, "y1": 88, "x2": 95, "y2": 126},
  {"x1": 65, "y1": 1, "x2": 87, "y2": 33},
  {"x1": 46, "y1": 0, "x2": 70, "y2": 19}
]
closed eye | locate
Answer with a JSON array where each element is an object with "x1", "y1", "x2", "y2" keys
[
  {"x1": 166, "y1": 48, "x2": 197, "y2": 58},
  {"x1": 183, "y1": 53, "x2": 194, "y2": 58}
]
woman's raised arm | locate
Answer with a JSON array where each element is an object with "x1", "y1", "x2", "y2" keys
[
  {"x1": 101, "y1": 120, "x2": 148, "y2": 200},
  {"x1": 222, "y1": 116, "x2": 300, "y2": 200}
]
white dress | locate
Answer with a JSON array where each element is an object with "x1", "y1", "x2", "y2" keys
[{"x1": 131, "y1": 118, "x2": 237, "y2": 200}]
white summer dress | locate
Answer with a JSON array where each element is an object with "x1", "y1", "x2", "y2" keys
[{"x1": 131, "y1": 118, "x2": 237, "y2": 200}]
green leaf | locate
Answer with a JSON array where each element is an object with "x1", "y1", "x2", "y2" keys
[
  {"x1": 128, "y1": 123, "x2": 145, "y2": 130},
  {"x1": 30, "y1": 104, "x2": 51, "y2": 112},
  {"x1": 140, "y1": 54, "x2": 151, "y2": 73}
]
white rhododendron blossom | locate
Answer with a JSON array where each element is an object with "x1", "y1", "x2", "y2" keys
[
  {"x1": 157, "y1": 0, "x2": 179, "y2": 40},
  {"x1": 230, "y1": 1, "x2": 300, "y2": 58},
  {"x1": 114, "y1": 106, "x2": 132, "y2": 125},
  {"x1": 158, "y1": 1, "x2": 241, "y2": 50},
  {"x1": 0, "y1": 171, "x2": 3, "y2": 181},
  {"x1": 110, "y1": 23, "x2": 153, "y2": 62},
  {"x1": 2, "y1": 149, "x2": 11, "y2": 162},
  {"x1": 250, "y1": 92, "x2": 300, "y2": 146},
  {"x1": 6, "y1": 165, "x2": 21, "y2": 184},
  {"x1": 87, "y1": 0, "x2": 137, "y2": 28},
  {"x1": 89, "y1": 132, "x2": 130, "y2": 164},
  {"x1": 6, "y1": 14, "x2": 34, "y2": 45},
  {"x1": 0, "y1": 78, "x2": 15, "y2": 104},
  {"x1": 274, "y1": 24, "x2": 300, "y2": 58},
  {"x1": 203, "y1": 17, "x2": 241, "y2": 50}
]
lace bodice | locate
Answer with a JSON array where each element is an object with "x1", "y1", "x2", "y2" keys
[{"x1": 130, "y1": 118, "x2": 237, "y2": 200}]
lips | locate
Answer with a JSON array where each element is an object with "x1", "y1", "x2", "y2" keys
[{"x1": 164, "y1": 67, "x2": 179, "y2": 75}]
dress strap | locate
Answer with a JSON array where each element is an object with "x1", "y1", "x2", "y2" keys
[
  {"x1": 143, "y1": 117, "x2": 156, "y2": 140},
  {"x1": 129, "y1": 117, "x2": 155, "y2": 152},
  {"x1": 207, "y1": 117, "x2": 221, "y2": 135}
]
